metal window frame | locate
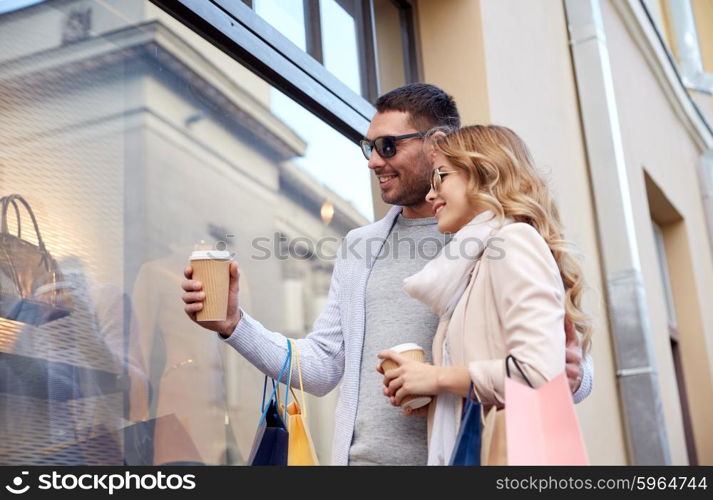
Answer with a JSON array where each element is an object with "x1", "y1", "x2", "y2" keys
[
  {"x1": 355, "y1": 0, "x2": 379, "y2": 102},
  {"x1": 150, "y1": 0, "x2": 375, "y2": 141},
  {"x1": 391, "y1": 0, "x2": 420, "y2": 84},
  {"x1": 304, "y1": 0, "x2": 323, "y2": 64}
]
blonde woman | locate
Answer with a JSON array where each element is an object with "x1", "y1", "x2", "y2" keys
[{"x1": 378, "y1": 125, "x2": 591, "y2": 465}]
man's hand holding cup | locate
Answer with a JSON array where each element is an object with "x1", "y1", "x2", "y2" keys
[{"x1": 182, "y1": 249, "x2": 241, "y2": 338}]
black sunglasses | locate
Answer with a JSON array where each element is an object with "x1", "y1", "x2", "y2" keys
[{"x1": 359, "y1": 132, "x2": 426, "y2": 160}]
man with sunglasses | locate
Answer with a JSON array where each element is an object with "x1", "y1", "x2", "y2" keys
[{"x1": 182, "y1": 83, "x2": 593, "y2": 465}]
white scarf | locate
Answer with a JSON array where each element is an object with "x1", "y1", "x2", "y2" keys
[
  {"x1": 405, "y1": 210, "x2": 507, "y2": 465},
  {"x1": 403, "y1": 210, "x2": 506, "y2": 319}
]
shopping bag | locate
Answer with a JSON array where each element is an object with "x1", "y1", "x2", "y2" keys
[
  {"x1": 448, "y1": 384, "x2": 481, "y2": 465},
  {"x1": 480, "y1": 405, "x2": 507, "y2": 465},
  {"x1": 248, "y1": 398, "x2": 288, "y2": 466},
  {"x1": 504, "y1": 355, "x2": 589, "y2": 465},
  {"x1": 248, "y1": 340, "x2": 292, "y2": 466},
  {"x1": 284, "y1": 339, "x2": 319, "y2": 465}
]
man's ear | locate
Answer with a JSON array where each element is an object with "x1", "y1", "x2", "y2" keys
[{"x1": 424, "y1": 130, "x2": 446, "y2": 163}]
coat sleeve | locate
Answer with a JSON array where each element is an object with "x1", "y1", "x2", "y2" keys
[
  {"x1": 221, "y1": 241, "x2": 347, "y2": 397},
  {"x1": 468, "y1": 223, "x2": 566, "y2": 406}
]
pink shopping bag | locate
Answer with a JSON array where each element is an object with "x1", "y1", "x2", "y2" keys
[{"x1": 504, "y1": 357, "x2": 589, "y2": 465}]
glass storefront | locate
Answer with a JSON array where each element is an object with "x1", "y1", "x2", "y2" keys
[
  {"x1": 319, "y1": 0, "x2": 363, "y2": 95},
  {"x1": 0, "y1": 0, "x2": 375, "y2": 465},
  {"x1": 254, "y1": 0, "x2": 307, "y2": 51}
]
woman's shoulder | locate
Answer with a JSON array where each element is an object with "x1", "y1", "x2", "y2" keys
[
  {"x1": 482, "y1": 222, "x2": 564, "y2": 300},
  {"x1": 489, "y1": 222, "x2": 549, "y2": 253},
  {"x1": 484, "y1": 222, "x2": 557, "y2": 272}
]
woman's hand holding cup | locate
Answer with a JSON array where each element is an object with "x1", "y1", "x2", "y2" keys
[{"x1": 377, "y1": 343, "x2": 434, "y2": 412}]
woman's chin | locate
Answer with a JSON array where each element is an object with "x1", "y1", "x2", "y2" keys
[{"x1": 436, "y1": 218, "x2": 456, "y2": 234}]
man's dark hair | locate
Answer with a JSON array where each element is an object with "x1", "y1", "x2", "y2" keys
[{"x1": 375, "y1": 83, "x2": 460, "y2": 131}]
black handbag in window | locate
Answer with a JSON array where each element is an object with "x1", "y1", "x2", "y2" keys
[{"x1": 0, "y1": 194, "x2": 73, "y2": 325}]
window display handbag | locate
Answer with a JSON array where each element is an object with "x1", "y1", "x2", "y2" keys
[
  {"x1": 0, "y1": 194, "x2": 73, "y2": 325},
  {"x1": 248, "y1": 339, "x2": 292, "y2": 466},
  {"x1": 283, "y1": 339, "x2": 319, "y2": 465}
]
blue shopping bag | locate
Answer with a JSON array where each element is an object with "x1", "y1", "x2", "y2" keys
[
  {"x1": 449, "y1": 384, "x2": 482, "y2": 466},
  {"x1": 248, "y1": 340, "x2": 292, "y2": 466}
]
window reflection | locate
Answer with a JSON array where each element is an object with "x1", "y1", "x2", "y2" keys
[
  {"x1": 320, "y1": 0, "x2": 363, "y2": 95},
  {"x1": 254, "y1": 0, "x2": 307, "y2": 51},
  {"x1": 0, "y1": 0, "x2": 371, "y2": 465}
]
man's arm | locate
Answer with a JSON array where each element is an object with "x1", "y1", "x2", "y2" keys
[
  {"x1": 182, "y1": 250, "x2": 347, "y2": 397},
  {"x1": 566, "y1": 318, "x2": 594, "y2": 403},
  {"x1": 222, "y1": 278, "x2": 346, "y2": 397},
  {"x1": 573, "y1": 353, "x2": 593, "y2": 403}
]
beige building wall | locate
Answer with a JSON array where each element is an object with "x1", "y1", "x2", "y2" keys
[
  {"x1": 415, "y1": 0, "x2": 713, "y2": 464},
  {"x1": 415, "y1": 0, "x2": 490, "y2": 126},
  {"x1": 602, "y1": 0, "x2": 713, "y2": 464},
  {"x1": 691, "y1": 0, "x2": 713, "y2": 74}
]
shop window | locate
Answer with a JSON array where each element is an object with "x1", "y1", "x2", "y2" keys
[{"x1": 0, "y1": 0, "x2": 372, "y2": 465}]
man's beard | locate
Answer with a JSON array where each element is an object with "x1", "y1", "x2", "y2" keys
[{"x1": 381, "y1": 158, "x2": 432, "y2": 208}]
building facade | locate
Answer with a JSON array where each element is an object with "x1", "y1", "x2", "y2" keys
[{"x1": 0, "y1": 0, "x2": 711, "y2": 465}]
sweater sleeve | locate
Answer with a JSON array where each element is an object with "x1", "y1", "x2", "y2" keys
[
  {"x1": 573, "y1": 353, "x2": 594, "y2": 403},
  {"x1": 220, "y1": 242, "x2": 347, "y2": 397}
]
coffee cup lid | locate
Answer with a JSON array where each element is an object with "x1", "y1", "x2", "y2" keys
[
  {"x1": 388, "y1": 343, "x2": 424, "y2": 354},
  {"x1": 190, "y1": 250, "x2": 232, "y2": 260}
]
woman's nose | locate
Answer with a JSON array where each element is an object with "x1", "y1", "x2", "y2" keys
[{"x1": 426, "y1": 186, "x2": 437, "y2": 204}]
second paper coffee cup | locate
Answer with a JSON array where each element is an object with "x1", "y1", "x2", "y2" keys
[
  {"x1": 190, "y1": 249, "x2": 232, "y2": 321},
  {"x1": 381, "y1": 342, "x2": 432, "y2": 410}
]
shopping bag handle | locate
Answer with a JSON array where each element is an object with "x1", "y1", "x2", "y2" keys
[
  {"x1": 505, "y1": 354, "x2": 533, "y2": 388},
  {"x1": 288, "y1": 339, "x2": 308, "y2": 419},
  {"x1": 258, "y1": 339, "x2": 292, "y2": 425},
  {"x1": 462, "y1": 382, "x2": 479, "y2": 414}
]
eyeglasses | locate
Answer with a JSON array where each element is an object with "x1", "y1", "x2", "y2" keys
[
  {"x1": 359, "y1": 132, "x2": 426, "y2": 160},
  {"x1": 431, "y1": 167, "x2": 458, "y2": 192}
]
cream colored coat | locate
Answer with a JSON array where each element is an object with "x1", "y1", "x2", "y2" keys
[{"x1": 426, "y1": 222, "x2": 566, "y2": 441}]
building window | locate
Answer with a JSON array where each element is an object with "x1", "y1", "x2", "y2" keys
[
  {"x1": 254, "y1": 0, "x2": 308, "y2": 51},
  {"x1": 654, "y1": 0, "x2": 713, "y2": 93},
  {"x1": 652, "y1": 223, "x2": 698, "y2": 465},
  {"x1": 241, "y1": 0, "x2": 419, "y2": 101}
]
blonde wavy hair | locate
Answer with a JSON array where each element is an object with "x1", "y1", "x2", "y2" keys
[{"x1": 433, "y1": 125, "x2": 592, "y2": 354}]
